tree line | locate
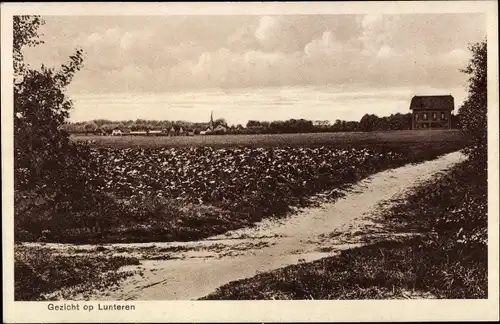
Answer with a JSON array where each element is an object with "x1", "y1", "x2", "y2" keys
[
  {"x1": 64, "y1": 118, "x2": 233, "y2": 134},
  {"x1": 66, "y1": 112, "x2": 460, "y2": 135}
]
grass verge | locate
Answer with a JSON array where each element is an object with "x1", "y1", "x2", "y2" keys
[
  {"x1": 15, "y1": 244, "x2": 140, "y2": 300},
  {"x1": 202, "y1": 160, "x2": 487, "y2": 300}
]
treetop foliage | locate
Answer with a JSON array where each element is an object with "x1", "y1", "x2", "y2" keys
[
  {"x1": 13, "y1": 15, "x2": 45, "y2": 76},
  {"x1": 13, "y1": 15, "x2": 85, "y2": 191},
  {"x1": 458, "y1": 38, "x2": 487, "y2": 165}
]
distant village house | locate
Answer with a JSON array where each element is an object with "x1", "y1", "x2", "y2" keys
[
  {"x1": 410, "y1": 95, "x2": 454, "y2": 130},
  {"x1": 313, "y1": 120, "x2": 331, "y2": 127},
  {"x1": 95, "y1": 111, "x2": 229, "y2": 137},
  {"x1": 204, "y1": 110, "x2": 228, "y2": 135},
  {"x1": 168, "y1": 126, "x2": 176, "y2": 137},
  {"x1": 96, "y1": 128, "x2": 108, "y2": 136},
  {"x1": 149, "y1": 130, "x2": 162, "y2": 136},
  {"x1": 130, "y1": 130, "x2": 148, "y2": 136},
  {"x1": 213, "y1": 124, "x2": 228, "y2": 134}
]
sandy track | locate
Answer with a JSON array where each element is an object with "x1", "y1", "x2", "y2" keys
[{"x1": 27, "y1": 151, "x2": 466, "y2": 300}]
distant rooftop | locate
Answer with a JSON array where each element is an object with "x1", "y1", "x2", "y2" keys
[{"x1": 409, "y1": 95, "x2": 454, "y2": 111}]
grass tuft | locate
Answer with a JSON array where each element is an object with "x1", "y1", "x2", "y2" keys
[{"x1": 15, "y1": 245, "x2": 140, "y2": 300}]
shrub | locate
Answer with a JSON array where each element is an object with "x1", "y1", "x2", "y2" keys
[{"x1": 458, "y1": 39, "x2": 487, "y2": 166}]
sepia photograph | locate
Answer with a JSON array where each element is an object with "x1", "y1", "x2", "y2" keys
[{"x1": 2, "y1": 1, "x2": 499, "y2": 323}]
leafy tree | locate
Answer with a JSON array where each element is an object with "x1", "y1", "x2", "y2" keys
[
  {"x1": 214, "y1": 118, "x2": 228, "y2": 127},
  {"x1": 359, "y1": 114, "x2": 379, "y2": 132},
  {"x1": 315, "y1": 120, "x2": 330, "y2": 127},
  {"x1": 258, "y1": 121, "x2": 269, "y2": 129},
  {"x1": 84, "y1": 122, "x2": 98, "y2": 134},
  {"x1": 269, "y1": 120, "x2": 285, "y2": 133},
  {"x1": 14, "y1": 16, "x2": 85, "y2": 191},
  {"x1": 93, "y1": 119, "x2": 112, "y2": 127},
  {"x1": 13, "y1": 16, "x2": 119, "y2": 239},
  {"x1": 13, "y1": 16, "x2": 45, "y2": 77},
  {"x1": 246, "y1": 120, "x2": 261, "y2": 128},
  {"x1": 458, "y1": 39, "x2": 487, "y2": 165}
]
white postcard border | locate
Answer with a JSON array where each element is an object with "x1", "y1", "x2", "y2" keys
[{"x1": 2, "y1": 1, "x2": 499, "y2": 323}]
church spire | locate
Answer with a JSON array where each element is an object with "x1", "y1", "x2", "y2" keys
[{"x1": 209, "y1": 110, "x2": 214, "y2": 130}]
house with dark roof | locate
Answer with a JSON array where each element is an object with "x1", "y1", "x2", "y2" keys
[{"x1": 409, "y1": 95, "x2": 454, "y2": 130}]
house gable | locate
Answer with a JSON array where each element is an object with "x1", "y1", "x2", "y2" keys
[{"x1": 214, "y1": 124, "x2": 227, "y2": 132}]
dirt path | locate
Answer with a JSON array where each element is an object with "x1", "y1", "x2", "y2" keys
[{"x1": 26, "y1": 151, "x2": 466, "y2": 300}]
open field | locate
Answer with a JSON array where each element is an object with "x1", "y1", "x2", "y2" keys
[
  {"x1": 71, "y1": 130, "x2": 465, "y2": 148},
  {"x1": 16, "y1": 140, "x2": 464, "y2": 244}
]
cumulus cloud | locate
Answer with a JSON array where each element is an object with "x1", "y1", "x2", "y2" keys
[
  {"x1": 255, "y1": 16, "x2": 278, "y2": 41},
  {"x1": 304, "y1": 31, "x2": 341, "y2": 57},
  {"x1": 24, "y1": 14, "x2": 486, "y2": 94}
]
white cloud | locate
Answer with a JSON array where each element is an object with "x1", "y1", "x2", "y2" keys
[
  {"x1": 104, "y1": 27, "x2": 121, "y2": 40},
  {"x1": 255, "y1": 16, "x2": 278, "y2": 41},
  {"x1": 30, "y1": 14, "x2": 485, "y2": 94},
  {"x1": 377, "y1": 45, "x2": 397, "y2": 57},
  {"x1": 447, "y1": 48, "x2": 470, "y2": 61},
  {"x1": 361, "y1": 14, "x2": 383, "y2": 29},
  {"x1": 244, "y1": 50, "x2": 285, "y2": 65},
  {"x1": 120, "y1": 64, "x2": 144, "y2": 79},
  {"x1": 304, "y1": 31, "x2": 341, "y2": 57},
  {"x1": 87, "y1": 32, "x2": 103, "y2": 43},
  {"x1": 120, "y1": 32, "x2": 137, "y2": 50}
]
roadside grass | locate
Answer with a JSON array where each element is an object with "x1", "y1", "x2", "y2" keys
[
  {"x1": 15, "y1": 244, "x2": 140, "y2": 300},
  {"x1": 202, "y1": 160, "x2": 487, "y2": 300},
  {"x1": 15, "y1": 198, "x2": 249, "y2": 244}
]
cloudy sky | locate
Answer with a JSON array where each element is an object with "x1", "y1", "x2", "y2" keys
[{"x1": 23, "y1": 14, "x2": 486, "y2": 123}]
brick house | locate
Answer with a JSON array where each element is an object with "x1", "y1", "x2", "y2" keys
[{"x1": 410, "y1": 95, "x2": 454, "y2": 129}]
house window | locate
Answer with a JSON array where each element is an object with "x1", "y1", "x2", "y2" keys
[
  {"x1": 423, "y1": 113, "x2": 428, "y2": 120},
  {"x1": 415, "y1": 113, "x2": 419, "y2": 121},
  {"x1": 441, "y1": 112, "x2": 447, "y2": 120},
  {"x1": 432, "y1": 112, "x2": 437, "y2": 121}
]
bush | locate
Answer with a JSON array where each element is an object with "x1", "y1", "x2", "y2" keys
[{"x1": 458, "y1": 39, "x2": 487, "y2": 165}]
